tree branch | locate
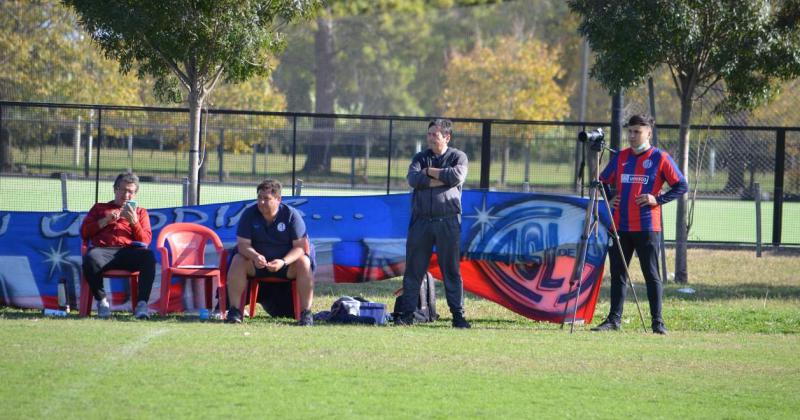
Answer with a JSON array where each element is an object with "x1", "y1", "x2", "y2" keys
[
  {"x1": 693, "y1": 74, "x2": 722, "y2": 101},
  {"x1": 138, "y1": 31, "x2": 191, "y2": 89},
  {"x1": 205, "y1": 64, "x2": 226, "y2": 93},
  {"x1": 668, "y1": 64, "x2": 681, "y2": 97}
]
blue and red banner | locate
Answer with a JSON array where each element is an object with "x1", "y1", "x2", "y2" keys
[{"x1": 0, "y1": 191, "x2": 610, "y2": 323}]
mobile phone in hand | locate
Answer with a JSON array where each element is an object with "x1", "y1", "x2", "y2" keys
[{"x1": 126, "y1": 200, "x2": 137, "y2": 210}]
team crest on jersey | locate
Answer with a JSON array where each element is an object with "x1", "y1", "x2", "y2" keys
[
  {"x1": 277, "y1": 222, "x2": 286, "y2": 232},
  {"x1": 642, "y1": 159, "x2": 653, "y2": 169},
  {"x1": 622, "y1": 174, "x2": 649, "y2": 184}
]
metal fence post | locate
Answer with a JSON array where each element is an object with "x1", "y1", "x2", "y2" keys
[
  {"x1": 0, "y1": 103, "x2": 6, "y2": 172},
  {"x1": 523, "y1": 138, "x2": 531, "y2": 192},
  {"x1": 251, "y1": 144, "x2": 257, "y2": 175},
  {"x1": 350, "y1": 137, "x2": 356, "y2": 188},
  {"x1": 73, "y1": 115, "x2": 81, "y2": 168},
  {"x1": 264, "y1": 133, "x2": 269, "y2": 176},
  {"x1": 755, "y1": 182, "x2": 762, "y2": 257},
  {"x1": 480, "y1": 121, "x2": 492, "y2": 190},
  {"x1": 772, "y1": 129, "x2": 785, "y2": 247},
  {"x1": 291, "y1": 115, "x2": 297, "y2": 196},
  {"x1": 85, "y1": 109, "x2": 93, "y2": 178},
  {"x1": 218, "y1": 128, "x2": 224, "y2": 182},
  {"x1": 60, "y1": 172, "x2": 68, "y2": 212},
  {"x1": 182, "y1": 177, "x2": 189, "y2": 207},
  {"x1": 94, "y1": 108, "x2": 102, "y2": 204},
  {"x1": 386, "y1": 120, "x2": 393, "y2": 195}
]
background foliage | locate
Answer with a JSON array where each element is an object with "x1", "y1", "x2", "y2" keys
[{"x1": 5, "y1": 0, "x2": 799, "y2": 127}]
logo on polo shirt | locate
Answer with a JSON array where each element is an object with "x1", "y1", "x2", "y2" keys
[
  {"x1": 622, "y1": 174, "x2": 649, "y2": 184},
  {"x1": 277, "y1": 222, "x2": 286, "y2": 232},
  {"x1": 642, "y1": 159, "x2": 653, "y2": 169}
]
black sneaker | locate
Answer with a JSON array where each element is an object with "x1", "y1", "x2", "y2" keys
[
  {"x1": 393, "y1": 312, "x2": 415, "y2": 326},
  {"x1": 298, "y1": 309, "x2": 314, "y2": 326},
  {"x1": 652, "y1": 322, "x2": 668, "y2": 335},
  {"x1": 590, "y1": 318, "x2": 620, "y2": 331},
  {"x1": 225, "y1": 307, "x2": 243, "y2": 324},
  {"x1": 452, "y1": 313, "x2": 471, "y2": 329},
  {"x1": 134, "y1": 300, "x2": 150, "y2": 320}
]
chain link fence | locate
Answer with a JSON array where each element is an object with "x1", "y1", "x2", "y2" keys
[{"x1": 1, "y1": 101, "x2": 797, "y2": 246}]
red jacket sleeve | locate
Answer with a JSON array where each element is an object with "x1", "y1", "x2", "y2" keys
[
  {"x1": 132, "y1": 207, "x2": 153, "y2": 244},
  {"x1": 80, "y1": 204, "x2": 104, "y2": 240}
]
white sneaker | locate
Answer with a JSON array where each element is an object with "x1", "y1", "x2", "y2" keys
[
  {"x1": 134, "y1": 301, "x2": 150, "y2": 320},
  {"x1": 97, "y1": 298, "x2": 111, "y2": 319}
]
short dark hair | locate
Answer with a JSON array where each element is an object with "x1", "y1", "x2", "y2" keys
[
  {"x1": 428, "y1": 118, "x2": 454, "y2": 137},
  {"x1": 113, "y1": 172, "x2": 139, "y2": 192},
  {"x1": 625, "y1": 114, "x2": 654, "y2": 128},
  {"x1": 256, "y1": 179, "x2": 282, "y2": 198}
]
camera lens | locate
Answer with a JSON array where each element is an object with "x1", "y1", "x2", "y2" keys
[{"x1": 578, "y1": 128, "x2": 604, "y2": 143}]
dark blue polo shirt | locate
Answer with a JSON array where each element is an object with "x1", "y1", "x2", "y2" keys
[{"x1": 236, "y1": 203, "x2": 307, "y2": 260}]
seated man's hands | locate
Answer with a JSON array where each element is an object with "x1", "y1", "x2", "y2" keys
[
  {"x1": 101, "y1": 209, "x2": 121, "y2": 227},
  {"x1": 253, "y1": 254, "x2": 268, "y2": 269},
  {"x1": 264, "y1": 258, "x2": 285, "y2": 272},
  {"x1": 121, "y1": 203, "x2": 139, "y2": 225}
]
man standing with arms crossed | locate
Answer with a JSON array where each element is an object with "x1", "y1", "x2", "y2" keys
[
  {"x1": 396, "y1": 118, "x2": 470, "y2": 328},
  {"x1": 592, "y1": 114, "x2": 688, "y2": 335}
]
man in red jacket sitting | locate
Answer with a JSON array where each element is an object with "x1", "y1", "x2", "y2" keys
[{"x1": 80, "y1": 172, "x2": 155, "y2": 319}]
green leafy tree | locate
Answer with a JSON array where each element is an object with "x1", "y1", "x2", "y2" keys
[
  {"x1": 275, "y1": 0, "x2": 509, "y2": 174},
  {"x1": 441, "y1": 36, "x2": 569, "y2": 120},
  {"x1": 568, "y1": 0, "x2": 800, "y2": 283},
  {"x1": 0, "y1": 0, "x2": 145, "y2": 104},
  {"x1": 62, "y1": 0, "x2": 320, "y2": 204},
  {"x1": 275, "y1": 1, "x2": 433, "y2": 174}
]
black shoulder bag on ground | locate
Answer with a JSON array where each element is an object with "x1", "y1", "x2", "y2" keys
[{"x1": 393, "y1": 272, "x2": 439, "y2": 322}]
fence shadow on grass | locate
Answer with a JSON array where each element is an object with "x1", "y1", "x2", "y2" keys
[
  {"x1": 594, "y1": 282, "x2": 800, "y2": 301},
  {"x1": 665, "y1": 283, "x2": 800, "y2": 301}
]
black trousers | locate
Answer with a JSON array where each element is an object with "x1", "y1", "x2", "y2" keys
[
  {"x1": 400, "y1": 217, "x2": 465, "y2": 316},
  {"x1": 82, "y1": 247, "x2": 156, "y2": 302},
  {"x1": 607, "y1": 231, "x2": 663, "y2": 325}
]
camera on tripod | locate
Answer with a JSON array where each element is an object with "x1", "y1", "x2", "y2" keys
[{"x1": 578, "y1": 128, "x2": 605, "y2": 151}]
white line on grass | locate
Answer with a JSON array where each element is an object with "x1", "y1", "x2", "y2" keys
[{"x1": 39, "y1": 327, "x2": 171, "y2": 417}]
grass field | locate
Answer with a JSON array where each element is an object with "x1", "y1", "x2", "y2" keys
[
  {"x1": 1, "y1": 248, "x2": 799, "y2": 418},
  {"x1": 2, "y1": 175, "x2": 798, "y2": 245}
]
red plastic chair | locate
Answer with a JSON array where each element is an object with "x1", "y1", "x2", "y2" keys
[
  {"x1": 246, "y1": 237, "x2": 310, "y2": 320},
  {"x1": 156, "y1": 222, "x2": 228, "y2": 317},
  {"x1": 79, "y1": 239, "x2": 140, "y2": 317}
]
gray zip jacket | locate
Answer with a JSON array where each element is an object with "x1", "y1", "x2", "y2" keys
[{"x1": 406, "y1": 147, "x2": 468, "y2": 221}]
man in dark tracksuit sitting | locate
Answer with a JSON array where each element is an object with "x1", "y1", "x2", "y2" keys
[{"x1": 396, "y1": 118, "x2": 471, "y2": 328}]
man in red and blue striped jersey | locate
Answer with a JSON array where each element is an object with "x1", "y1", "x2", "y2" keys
[{"x1": 592, "y1": 114, "x2": 687, "y2": 335}]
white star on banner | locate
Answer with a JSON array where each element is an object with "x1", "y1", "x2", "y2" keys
[
  {"x1": 39, "y1": 238, "x2": 71, "y2": 280},
  {"x1": 464, "y1": 195, "x2": 501, "y2": 242}
]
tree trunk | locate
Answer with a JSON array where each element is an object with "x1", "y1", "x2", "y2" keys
[
  {"x1": 674, "y1": 95, "x2": 693, "y2": 284},
  {"x1": 302, "y1": 16, "x2": 335, "y2": 175},
  {"x1": 722, "y1": 111, "x2": 749, "y2": 195},
  {"x1": 187, "y1": 89, "x2": 203, "y2": 206},
  {"x1": 0, "y1": 126, "x2": 12, "y2": 172}
]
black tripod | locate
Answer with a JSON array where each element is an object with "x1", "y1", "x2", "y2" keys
[{"x1": 562, "y1": 132, "x2": 647, "y2": 334}]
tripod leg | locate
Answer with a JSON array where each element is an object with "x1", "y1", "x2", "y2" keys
[
  {"x1": 564, "y1": 182, "x2": 603, "y2": 333},
  {"x1": 570, "y1": 218, "x2": 598, "y2": 333},
  {"x1": 598, "y1": 187, "x2": 648, "y2": 333}
]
